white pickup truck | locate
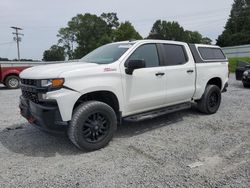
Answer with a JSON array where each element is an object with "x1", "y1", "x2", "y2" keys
[{"x1": 19, "y1": 40, "x2": 229, "y2": 151}]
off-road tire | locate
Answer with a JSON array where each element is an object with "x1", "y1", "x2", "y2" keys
[
  {"x1": 68, "y1": 101, "x2": 117, "y2": 151},
  {"x1": 5, "y1": 75, "x2": 20, "y2": 89},
  {"x1": 197, "y1": 85, "x2": 221, "y2": 114}
]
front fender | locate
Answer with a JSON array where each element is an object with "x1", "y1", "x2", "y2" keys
[
  {"x1": 47, "y1": 86, "x2": 123, "y2": 122},
  {"x1": 63, "y1": 73, "x2": 125, "y2": 113}
]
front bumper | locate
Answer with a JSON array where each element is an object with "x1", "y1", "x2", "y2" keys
[{"x1": 19, "y1": 96, "x2": 68, "y2": 133}]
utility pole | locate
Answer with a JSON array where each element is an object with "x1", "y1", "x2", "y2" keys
[{"x1": 11, "y1": 26, "x2": 24, "y2": 61}]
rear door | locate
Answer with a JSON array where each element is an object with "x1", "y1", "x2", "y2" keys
[{"x1": 160, "y1": 43, "x2": 196, "y2": 105}]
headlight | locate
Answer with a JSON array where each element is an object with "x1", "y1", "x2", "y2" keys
[
  {"x1": 41, "y1": 78, "x2": 64, "y2": 89},
  {"x1": 41, "y1": 80, "x2": 52, "y2": 87},
  {"x1": 243, "y1": 71, "x2": 249, "y2": 76}
]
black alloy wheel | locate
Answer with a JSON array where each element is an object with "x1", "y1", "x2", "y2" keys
[
  {"x1": 68, "y1": 101, "x2": 117, "y2": 151},
  {"x1": 208, "y1": 92, "x2": 219, "y2": 108},
  {"x1": 197, "y1": 85, "x2": 221, "y2": 114},
  {"x1": 82, "y1": 112, "x2": 110, "y2": 143}
]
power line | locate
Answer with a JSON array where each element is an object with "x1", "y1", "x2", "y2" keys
[{"x1": 11, "y1": 26, "x2": 24, "y2": 61}]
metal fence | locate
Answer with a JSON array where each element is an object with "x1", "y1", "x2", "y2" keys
[{"x1": 222, "y1": 44, "x2": 250, "y2": 58}]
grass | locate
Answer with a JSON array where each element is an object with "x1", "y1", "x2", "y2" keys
[{"x1": 228, "y1": 57, "x2": 250, "y2": 72}]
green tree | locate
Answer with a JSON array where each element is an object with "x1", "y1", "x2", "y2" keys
[
  {"x1": 114, "y1": 21, "x2": 142, "y2": 41},
  {"x1": 185, "y1": 31, "x2": 203, "y2": 43},
  {"x1": 72, "y1": 13, "x2": 112, "y2": 58},
  {"x1": 148, "y1": 20, "x2": 211, "y2": 44},
  {"x1": 57, "y1": 27, "x2": 76, "y2": 60},
  {"x1": 100, "y1": 13, "x2": 119, "y2": 29},
  {"x1": 43, "y1": 45, "x2": 65, "y2": 61},
  {"x1": 57, "y1": 13, "x2": 143, "y2": 59},
  {"x1": 217, "y1": 0, "x2": 250, "y2": 46},
  {"x1": 58, "y1": 13, "x2": 118, "y2": 59},
  {"x1": 148, "y1": 20, "x2": 186, "y2": 41},
  {"x1": 201, "y1": 37, "x2": 213, "y2": 45},
  {"x1": 100, "y1": 13, "x2": 120, "y2": 41}
]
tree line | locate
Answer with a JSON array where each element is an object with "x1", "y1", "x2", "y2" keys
[
  {"x1": 43, "y1": 13, "x2": 211, "y2": 61},
  {"x1": 43, "y1": 0, "x2": 250, "y2": 61},
  {"x1": 217, "y1": 0, "x2": 250, "y2": 47}
]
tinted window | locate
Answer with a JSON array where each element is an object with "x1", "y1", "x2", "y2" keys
[
  {"x1": 162, "y1": 44, "x2": 187, "y2": 66},
  {"x1": 128, "y1": 44, "x2": 159, "y2": 67},
  {"x1": 198, "y1": 47, "x2": 226, "y2": 60}
]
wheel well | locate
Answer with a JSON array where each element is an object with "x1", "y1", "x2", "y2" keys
[
  {"x1": 73, "y1": 91, "x2": 120, "y2": 117},
  {"x1": 207, "y1": 77, "x2": 222, "y2": 89},
  {"x1": 3, "y1": 74, "x2": 19, "y2": 83}
]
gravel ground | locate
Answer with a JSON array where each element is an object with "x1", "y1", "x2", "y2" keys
[{"x1": 0, "y1": 75, "x2": 249, "y2": 188}]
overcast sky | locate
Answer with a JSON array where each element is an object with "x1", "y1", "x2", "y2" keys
[{"x1": 0, "y1": 0, "x2": 234, "y2": 60}]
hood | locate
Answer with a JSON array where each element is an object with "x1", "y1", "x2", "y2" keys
[{"x1": 20, "y1": 62, "x2": 98, "y2": 79}]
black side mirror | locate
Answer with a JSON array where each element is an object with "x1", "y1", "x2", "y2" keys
[{"x1": 124, "y1": 59, "x2": 146, "y2": 75}]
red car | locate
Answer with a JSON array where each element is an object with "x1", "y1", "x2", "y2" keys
[{"x1": 0, "y1": 61, "x2": 54, "y2": 89}]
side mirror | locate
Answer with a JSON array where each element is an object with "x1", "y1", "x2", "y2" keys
[{"x1": 124, "y1": 59, "x2": 146, "y2": 75}]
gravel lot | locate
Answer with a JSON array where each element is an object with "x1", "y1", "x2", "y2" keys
[{"x1": 0, "y1": 75, "x2": 249, "y2": 188}]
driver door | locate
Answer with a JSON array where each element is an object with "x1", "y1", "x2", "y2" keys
[{"x1": 121, "y1": 43, "x2": 167, "y2": 115}]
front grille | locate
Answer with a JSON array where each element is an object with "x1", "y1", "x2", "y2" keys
[
  {"x1": 21, "y1": 79, "x2": 39, "y2": 87},
  {"x1": 21, "y1": 79, "x2": 40, "y2": 103},
  {"x1": 21, "y1": 90, "x2": 39, "y2": 104}
]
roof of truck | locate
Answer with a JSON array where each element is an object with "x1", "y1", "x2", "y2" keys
[{"x1": 113, "y1": 39, "x2": 220, "y2": 48}]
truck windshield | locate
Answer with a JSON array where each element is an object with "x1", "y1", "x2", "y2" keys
[{"x1": 81, "y1": 43, "x2": 134, "y2": 64}]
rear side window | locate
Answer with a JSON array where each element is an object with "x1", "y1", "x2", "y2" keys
[
  {"x1": 198, "y1": 47, "x2": 226, "y2": 60},
  {"x1": 128, "y1": 44, "x2": 159, "y2": 67},
  {"x1": 162, "y1": 44, "x2": 188, "y2": 66}
]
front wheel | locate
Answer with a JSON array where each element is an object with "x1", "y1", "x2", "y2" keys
[
  {"x1": 197, "y1": 85, "x2": 221, "y2": 114},
  {"x1": 5, "y1": 75, "x2": 20, "y2": 89},
  {"x1": 68, "y1": 101, "x2": 117, "y2": 151}
]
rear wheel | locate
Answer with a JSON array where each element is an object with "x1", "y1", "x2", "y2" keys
[
  {"x1": 68, "y1": 101, "x2": 117, "y2": 151},
  {"x1": 197, "y1": 85, "x2": 221, "y2": 114},
  {"x1": 5, "y1": 75, "x2": 20, "y2": 89}
]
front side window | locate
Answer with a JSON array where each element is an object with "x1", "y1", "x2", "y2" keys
[
  {"x1": 127, "y1": 44, "x2": 160, "y2": 68},
  {"x1": 81, "y1": 43, "x2": 134, "y2": 64},
  {"x1": 162, "y1": 44, "x2": 188, "y2": 66}
]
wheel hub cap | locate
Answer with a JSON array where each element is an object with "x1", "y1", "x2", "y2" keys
[
  {"x1": 82, "y1": 112, "x2": 109, "y2": 143},
  {"x1": 209, "y1": 92, "x2": 218, "y2": 107},
  {"x1": 9, "y1": 78, "x2": 18, "y2": 88}
]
